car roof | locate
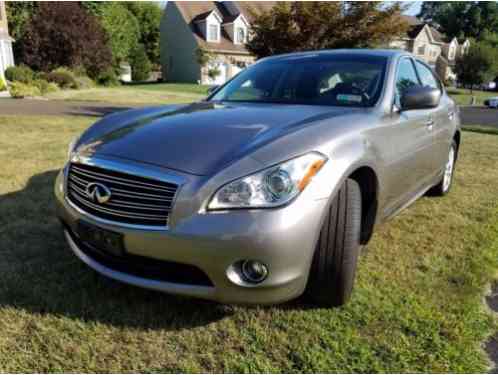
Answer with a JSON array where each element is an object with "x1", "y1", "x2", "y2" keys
[{"x1": 263, "y1": 49, "x2": 409, "y2": 62}]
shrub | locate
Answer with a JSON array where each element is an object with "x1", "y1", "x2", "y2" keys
[
  {"x1": 75, "y1": 76, "x2": 96, "y2": 89},
  {"x1": 208, "y1": 67, "x2": 221, "y2": 81},
  {"x1": 4, "y1": 65, "x2": 35, "y2": 83},
  {"x1": 45, "y1": 68, "x2": 79, "y2": 89},
  {"x1": 96, "y1": 68, "x2": 120, "y2": 87},
  {"x1": 20, "y1": 2, "x2": 112, "y2": 78},
  {"x1": 130, "y1": 43, "x2": 151, "y2": 82},
  {"x1": 0, "y1": 76, "x2": 6, "y2": 91},
  {"x1": 9, "y1": 82, "x2": 41, "y2": 98},
  {"x1": 32, "y1": 79, "x2": 59, "y2": 94}
]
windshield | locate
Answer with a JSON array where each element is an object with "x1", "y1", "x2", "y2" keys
[{"x1": 210, "y1": 54, "x2": 387, "y2": 107}]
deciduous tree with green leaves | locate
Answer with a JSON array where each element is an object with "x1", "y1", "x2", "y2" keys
[
  {"x1": 246, "y1": 2, "x2": 409, "y2": 59},
  {"x1": 454, "y1": 42, "x2": 498, "y2": 93},
  {"x1": 124, "y1": 2, "x2": 162, "y2": 67},
  {"x1": 82, "y1": 2, "x2": 140, "y2": 65},
  {"x1": 418, "y1": 2, "x2": 498, "y2": 40}
]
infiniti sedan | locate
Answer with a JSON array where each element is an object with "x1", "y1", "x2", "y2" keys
[{"x1": 55, "y1": 50, "x2": 460, "y2": 307}]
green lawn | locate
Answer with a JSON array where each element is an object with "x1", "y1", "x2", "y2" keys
[
  {"x1": 1, "y1": 115, "x2": 498, "y2": 372},
  {"x1": 44, "y1": 83, "x2": 209, "y2": 105},
  {"x1": 447, "y1": 88, "x2": 493, "y2": 106}
]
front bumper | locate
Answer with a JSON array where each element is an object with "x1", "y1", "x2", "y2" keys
[{"x1": 55, "y1": 166, "x2": 329, "y2": 305}]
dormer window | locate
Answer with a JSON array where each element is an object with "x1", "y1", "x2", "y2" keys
[
  {"x1": 208, "y1": 24, "x2": 220, "y2": 42},
  {"x1": 236, "y1": 27, "x2": 246, "y2": 44}
]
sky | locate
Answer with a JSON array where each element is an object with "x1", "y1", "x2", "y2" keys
[{"x1": 405, "y1": 1, "x2": 423, "y2": 16}]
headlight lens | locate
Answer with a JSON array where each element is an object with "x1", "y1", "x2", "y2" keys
[
  {"x1": 208, "y1": 152, "x2": 327, "y2": 210},
  {"x1": 67, "y1": 136, "x2": 79, "y2": 160}
]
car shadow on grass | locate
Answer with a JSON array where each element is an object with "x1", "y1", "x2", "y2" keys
[{"x1": 0, "y1": 170, "x2": 236, "y2": 330}]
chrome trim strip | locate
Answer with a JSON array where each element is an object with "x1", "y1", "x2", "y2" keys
[
  {"x1": 71, "y1": 154, "x2": 186, "y2": 187},
  {"x1": 65, "y1": 197, "x2": 170, "y2": 231},
  {"x1": 69, "y1": 192, "x2": 168, "y2": 220},
  {"x1": 71, "y1": 167, "x2": 177, "y2": 194},
  {"x1": 68, "y1": 183, "x2": 171, "y2": 210}
]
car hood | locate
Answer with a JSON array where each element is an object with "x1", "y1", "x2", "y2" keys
[{"x1": 75, "y1": 102, "x2": 362, "y2": 175}]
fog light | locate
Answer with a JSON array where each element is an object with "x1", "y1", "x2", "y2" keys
[{"x1": 241, "y1": 260, "x2": 268, "y2": 283}]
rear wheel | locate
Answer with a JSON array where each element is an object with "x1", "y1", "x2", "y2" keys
[
  {"x1": 306, "y1": 178, "x2": 362, "y2": 307},
  {"x1": 428, "y1": 140, "x2": 457, "y2": 196}
]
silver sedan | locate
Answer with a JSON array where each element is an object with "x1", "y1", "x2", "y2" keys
[{"x1": 55, "y1": 50, "x2": 461, "y2": 306}]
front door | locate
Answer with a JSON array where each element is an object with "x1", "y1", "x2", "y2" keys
[{"x1": 381, "y1": 57, "x2": 436, "y2": 216}]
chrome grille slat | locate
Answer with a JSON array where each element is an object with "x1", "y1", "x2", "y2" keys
[
  {"x1": 71, "y1": 166, "x2": 177, "y2": 193},
  {"x1": 67, "y1": 163, "x2": 179, "y2": 227},
  {"x1": 69, "y1": 192, "x2": 168, "y2": 220},
  {"x1": 70, "y1": 174, "x2": 172, "y2": 201}
]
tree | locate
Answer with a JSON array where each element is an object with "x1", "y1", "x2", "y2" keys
[
  {"x1": 246, "y1": 2, "x2": 410, "y2": 59},
  {"x1": 418, "y1": 2, "x2": 498, "y2": 40},
  {"x1": 130, "y1": 44, "x2": 152, "y2": 82},
  {"x1": 20, "y1": 2, "x2": 112, "y2": 78},
  {"x1": 5, "y1": 2, "x2": 37, "y2": 57},
  {"x1": 454, "y1": 42, "x2": 498, "y2": 93},
  {"x1": 82, "y1": 2, "x2": 140, "y2": 64},
  {"x1": 124, "y1": 2, "x2": 162, "y2": 67}
]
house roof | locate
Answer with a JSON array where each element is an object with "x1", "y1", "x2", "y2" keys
[
  {"x1": 401, "y1": 15, "x2": 447, "y2": 44},
  {"x1": 173, "y1": 1, "x2": 276, "y2": 55}
]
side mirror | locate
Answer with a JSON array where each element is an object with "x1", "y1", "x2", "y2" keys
[
  {"x1": 207, "y1": 85, "x2": 219, "y2": 95},
  {"x1": 401, "y1": 86, "x2": 441, "y2": 111}
]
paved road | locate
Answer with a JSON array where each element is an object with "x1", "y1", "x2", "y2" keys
[
  {"x1": 1, "y1": 98, "x2": 497, "y2": 128},
  {"x1": 460, "y1": 106, "x2": 498, "y2": 128},
  {"x1": 0, "y1": 98, "x2": 142, "y2": 117}
]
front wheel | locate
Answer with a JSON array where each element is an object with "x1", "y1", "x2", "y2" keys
[
  {"x1": 428, "y1": 140, "x2": 457, "y2": 196},
  {"x1": 306, "y1": 178, "x2": 362, "y2": 307}
]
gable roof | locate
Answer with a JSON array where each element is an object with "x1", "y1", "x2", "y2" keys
[
  {"x1": 172, "y1": 1, "x2": 276, "y2": 54},
  {"x1": 401, "y1": 15, "x2": 447, "y2": 44}
]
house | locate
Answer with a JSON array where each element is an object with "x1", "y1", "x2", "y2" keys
[
  {"x1": 390, "y1": 16, "x2": 470, "y2": 82},
  {"x1": 160, "y1": 1, "x2": 274, "y2": 84},
  {"x1": 0, "y1": 1, "x2": 14, "y2": 80}
]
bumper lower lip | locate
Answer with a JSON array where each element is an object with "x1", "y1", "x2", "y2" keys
[{"x1": 64, "y1": 229, "x2": 217, "y2": 300}]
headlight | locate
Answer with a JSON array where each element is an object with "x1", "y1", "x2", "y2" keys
[
  {"x1": 67, "y1": 136, "x2": 79, "y2": 160},
  {"x1": 208, "y1": 152, "x2": 327, "y2": 210}
]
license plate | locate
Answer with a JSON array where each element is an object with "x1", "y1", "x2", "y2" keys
[{"x1": 77, "y1": 221, "x2": 124, "y2": 257}]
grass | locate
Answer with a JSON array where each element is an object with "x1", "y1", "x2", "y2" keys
[
  {"x1": 1, "y1": 115, "x2": 498, "y2": 372},
  {"x1": 447, "y1": 87, "x2": 493, "y2": 106},
  {"x1": 463, "y1": 125, "x2": 498, "y2": 136},
  {"x1": 44, "y1": 83, "x2": 208, "y2": 105}
]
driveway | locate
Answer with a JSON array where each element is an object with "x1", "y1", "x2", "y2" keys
[
  {"x1": 0, "y1": 98, "x2": 142, "y2": 117},
  {"x1": 1, "y1": 99, "x2": 497, "y2": 128},
  {"x1": 460, "y1": 106, "x2": 498, "y2": 128}
]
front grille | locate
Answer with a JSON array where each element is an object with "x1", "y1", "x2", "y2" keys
[
  {"x1": 64, "y1": 223, "x2": 213, "y2": 287},
  {"x1": 67, "y1": 163, "x2": 178, "y2": 227}
]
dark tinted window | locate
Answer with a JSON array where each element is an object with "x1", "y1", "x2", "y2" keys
[
  {"x1": 415, "y1": 60, "x2": 441, "y2": 91},
  {"x1": 395, "y1": 58, "x2": 420, "y2": 106},
  {"x1": 210, "y1": 55, "x2": 387, "y2": 107}
]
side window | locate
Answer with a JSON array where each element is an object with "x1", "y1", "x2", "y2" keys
[
  {"x1": 395, "y1": 58, "x2": 420, "y2": 106},
  {"x1": 415, "y1": 60, "x2": 441, "y2": 92}
]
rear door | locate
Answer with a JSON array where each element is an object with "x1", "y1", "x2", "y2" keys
[
  {"x1": 414, "y1": 60, "x2": 453, "y2": 174},
  {"x1": 382, "y1": 57, "x2": 437, "y2": 213}
]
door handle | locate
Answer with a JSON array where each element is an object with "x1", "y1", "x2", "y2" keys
[{"x1": 425, "y1": 118, "x2": 434, "y2": 131}]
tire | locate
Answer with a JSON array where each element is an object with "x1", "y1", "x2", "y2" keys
[
  {"x1": 428, "y1": 140, "x2": 457, "y2": 197},
  {"x1": 306, "y1": 178, "x2": 362, "y2": 307}
]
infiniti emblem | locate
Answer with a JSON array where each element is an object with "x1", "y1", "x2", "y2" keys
[{"x1": 85, "y1": 182, "x2": 112, "y2": 204}]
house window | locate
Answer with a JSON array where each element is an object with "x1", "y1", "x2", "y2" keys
[
  {"x1": 236, "y1": 27, "x2": 246, "y2": 44},
  {"x1": 208, "y1": 24, "x2": 219, "y2": 42},
  {"x1": 417, "y1": 45, "x2": 425, "y2": 55}
]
